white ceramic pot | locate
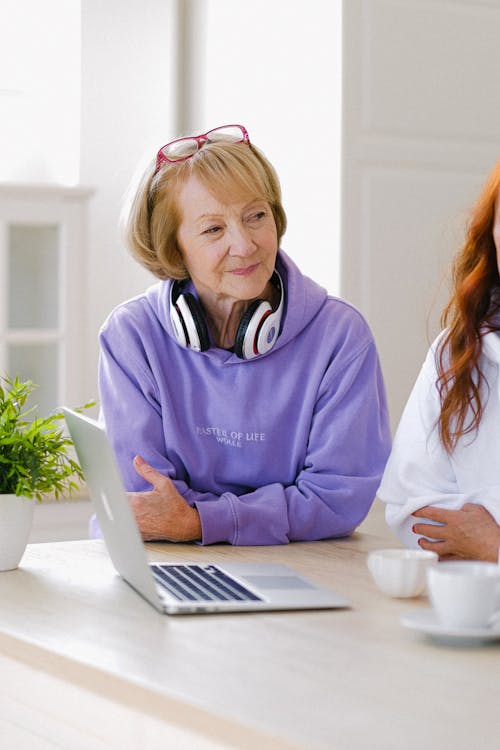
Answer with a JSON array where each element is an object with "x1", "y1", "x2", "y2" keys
[{"x1": 0, "y1": 494, "x2": 34, "y2": 571}]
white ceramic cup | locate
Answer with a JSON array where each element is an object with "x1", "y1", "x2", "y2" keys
[
  {"x1": 367, "y1": 548, "x2": 438, "y2": 598},
  {"x1": 427, "y1": 560, "x2": 500, "y2": 629}
]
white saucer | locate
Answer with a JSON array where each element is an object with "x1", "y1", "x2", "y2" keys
[{"x1": 400, "y1": 608, "x2": 500, "y2": 645}]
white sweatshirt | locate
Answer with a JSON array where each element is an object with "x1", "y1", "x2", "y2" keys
[{"x1": 378, "y1": 330, "x2": 500, "y2": 547}]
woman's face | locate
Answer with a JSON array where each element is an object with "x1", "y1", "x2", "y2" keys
[
  {"x1": 176, "y1": 175, "x2": 278, "y2": 305},
  {"x1": 494, "y1": 189, "x2": 500, "y2": 274}
]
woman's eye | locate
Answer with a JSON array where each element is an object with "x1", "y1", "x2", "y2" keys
[
  {"x1": 203, "y1": 225, "x2": 222, "y2": 235},
  {"x1": 247, "y1": 211, "x2": 266, "y2": 222}
]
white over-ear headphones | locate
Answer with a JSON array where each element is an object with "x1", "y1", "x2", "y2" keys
[{"x1": 169, "y1": 271, "x2": 284, "y2": 359}]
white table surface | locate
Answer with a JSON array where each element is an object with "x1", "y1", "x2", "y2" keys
[{"x1": 0, "y1": 534, "x2": 499, "y2": 749}]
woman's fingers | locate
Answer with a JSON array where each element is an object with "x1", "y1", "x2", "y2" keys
[{"x1": 133, "y1": 455, "x2": 172, "y2": 492}]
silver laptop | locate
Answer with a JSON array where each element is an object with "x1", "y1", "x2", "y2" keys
[{"x1": 63, "y1": 408, "x2": 351, "y2": 615}]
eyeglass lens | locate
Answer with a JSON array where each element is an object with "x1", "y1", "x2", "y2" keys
[
  {"x1": 206, "y1": 125, "x2": 245, "y2": 143},
  {"x1": 163, "y1": 138, "x2": 200, "y2": 160}
]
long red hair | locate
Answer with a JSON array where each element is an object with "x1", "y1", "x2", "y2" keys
[{"x1": 437, "y1": 162, "x2": 500, "y2": 453}]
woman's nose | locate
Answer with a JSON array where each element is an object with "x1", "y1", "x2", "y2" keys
[{"x1": 228, "y1": 224, "x2": 255, "y2": 255}]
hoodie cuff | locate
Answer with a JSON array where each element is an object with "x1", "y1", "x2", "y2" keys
[{"x1": 195, "y1": 494, "x2": 237, "y2": 545}]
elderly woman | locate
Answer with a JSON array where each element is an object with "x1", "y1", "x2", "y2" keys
[
  {"x1": 379, "y1": 160, "x2": 500, "y2": 561},
  {"x1": 95, "y1": 124, "x2": 391, "y2": 545}
]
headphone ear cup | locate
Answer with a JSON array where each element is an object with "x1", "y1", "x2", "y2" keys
[
  {"x1": 182, "y1": 293, "x2": 210, "y2": 351},
  {"x1": 171, "y1": 289, "x2": 210, "y2": 351},
  {"x1": 234, "y1": 300, "x2": 272, "y2": 359}
]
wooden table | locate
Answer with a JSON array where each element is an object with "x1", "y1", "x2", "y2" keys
[{"x1": 0, "y1": 533, "x2": 499, "y2": 749}]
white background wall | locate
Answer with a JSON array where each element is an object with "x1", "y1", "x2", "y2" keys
[
  {"x1": 0, "y1": 0, "x2": 81, "y2": 184},
  {"x1": 80, "y1": 0, "x2": 177, "y2": 405}
]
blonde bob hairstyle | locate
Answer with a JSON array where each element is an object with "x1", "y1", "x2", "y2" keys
[{"x1": 123, "y1": 140, "x2": 287, "y2": 280}]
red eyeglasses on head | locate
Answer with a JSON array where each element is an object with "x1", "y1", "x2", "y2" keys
[{"x1": 155, "y1": 124, "x2": 250, "y2": 172}]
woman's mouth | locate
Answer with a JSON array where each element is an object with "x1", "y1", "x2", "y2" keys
[{"x1": 230, "y1": 263, "x2": 260, "y2": 276}]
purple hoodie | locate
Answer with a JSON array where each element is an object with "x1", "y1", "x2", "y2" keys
[{"x1": 95, "y1": 250, "x2": 391, "y2": 545}]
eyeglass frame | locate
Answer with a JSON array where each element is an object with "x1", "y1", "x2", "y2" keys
[{"x1": 155, "y1": 124, "x2": 250, "y2": 171}]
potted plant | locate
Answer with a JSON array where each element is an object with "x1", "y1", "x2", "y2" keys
[{"x1": 0, "y1": 375, "x2": 88, "y2": 571}]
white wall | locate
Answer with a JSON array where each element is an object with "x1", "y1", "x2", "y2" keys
[
  {"x1": 80, "y1": 0, "x2": 178, "y2": 403},
  {"x1": 0, "y1": 0, "x2": 80, "y2": 184}
]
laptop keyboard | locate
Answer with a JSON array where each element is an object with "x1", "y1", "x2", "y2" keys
[{"x1": 150, "y1": 563, "x2": 263, "y2": 603}]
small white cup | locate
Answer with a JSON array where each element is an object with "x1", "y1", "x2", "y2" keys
[
  {"x1": 367, "y1": 548, "x2": 438, "y2": 598},
  {"x1": 427, "y1": 561, "x2": 500, "y2": 630}
]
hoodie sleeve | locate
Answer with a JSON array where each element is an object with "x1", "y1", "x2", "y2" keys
[{"x1": 196, "y1": 333, "x2": 392, "y2": 545}]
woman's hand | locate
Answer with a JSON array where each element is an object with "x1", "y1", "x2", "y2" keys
[
  {"x1": 128, "y1": 456, "x2": 202, "y2": 542},
  {"x1": 412, "y1": 503, "x2": 500, "y2": 561}
]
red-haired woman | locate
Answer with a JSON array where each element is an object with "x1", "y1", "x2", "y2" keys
[{"x1": 378, "y1": 162, "x2": 500, "y2": 561}]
